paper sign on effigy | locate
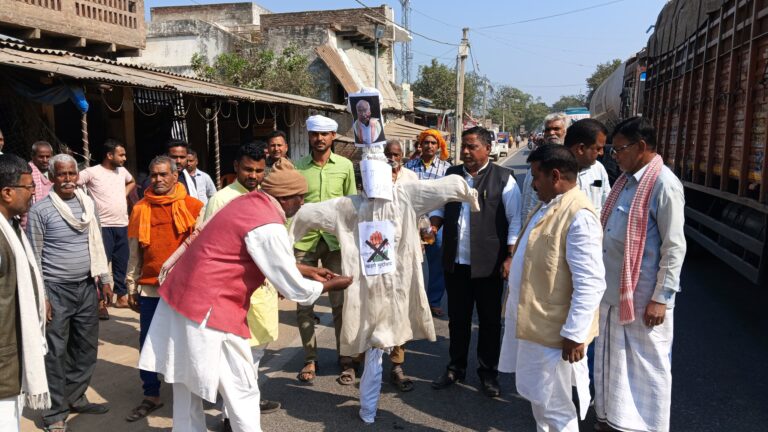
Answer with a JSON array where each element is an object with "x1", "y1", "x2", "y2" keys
[
  {"x1": 358, "y1": 220, "x2": 396, "y2": 276},
  {"x1": 360, "y1": 159, "x2": 393, "y2": 201}
]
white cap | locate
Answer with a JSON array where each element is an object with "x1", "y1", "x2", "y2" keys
[{"x1": 306, "y1": 115, "x2": 338, "y2": 132}]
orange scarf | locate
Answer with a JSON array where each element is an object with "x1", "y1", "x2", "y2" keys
[{"x1": 129, "y1": 183, "x2": 197, "y2": 247}]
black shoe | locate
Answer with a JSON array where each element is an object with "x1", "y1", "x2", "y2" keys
[
  {"x1": 70, "y1": 402, "x2": 110, "y2": 414},
  {"x1": 260, "y1": 399, "x2": 281, "y2": 414},
  {"x1": 431, "y1": 369, "x2": 463, "y2": 389},
  {"x1": 221, "y1": 418, "x2": 232, "y2": 432},
  {"x1": 480, "y1": 375, "x2": 500, "y2": 398}
]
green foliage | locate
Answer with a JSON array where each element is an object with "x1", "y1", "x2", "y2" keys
[
  {"x1": 523, "y1": 101, "x2": 551, "y2": 132},
  {"x1": 551, "y1": 94, "x2": 588, "y2": 112},
  {"x1": 586, "y1": 59, "x2": 622, "y2": 101},
  {"x1": 412, "y1": 59, "x2": 481, "y2": 113},
  {"x1": 191, "y1": 44, "x2": 318, "y2": 98}
]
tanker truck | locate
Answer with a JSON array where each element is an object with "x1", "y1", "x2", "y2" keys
[{"x1": 590, "y1": 0, "x2": 768, "y2": 285}]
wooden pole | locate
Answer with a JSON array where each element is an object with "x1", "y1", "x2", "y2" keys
[
  {"x1": 81, "y1": 112, "x2": 90, "y2": 164},
  {"x1": 454, "y1": 28, "x2": 469, "y2": 165},
  {"x1": 213, "y1": 102, "x2": 221, "y2": 188}
]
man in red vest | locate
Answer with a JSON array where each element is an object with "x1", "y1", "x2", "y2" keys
[
  {"x1": 138, "y1": 160, "x2": 353, "y2": 432},
  {"x1": 124, "y1": 155, "x2": 204, "y2": 423}
]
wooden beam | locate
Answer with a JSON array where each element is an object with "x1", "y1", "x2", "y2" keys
[
  {"x1": 704, "y1": 8, "x2": 725, "y2": 187},
  {"x1": 122, "y1": 87, "x2": 137, "y2": 176},
  {"x1": 737, "y1": 0, "x2": 759, "y2": 196},
  {"x1": 719, "y1": 3, "x2": 744, "y2": 191}
]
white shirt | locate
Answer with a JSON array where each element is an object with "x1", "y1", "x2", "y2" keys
[
  {"x1": 512, "y1": 194, "x2": 606, "y2": 343},
  {"x1": 189, "y1": 169, "x2": 217, "y2": 205},
  {"x1": 244, "y1": 223, "x2": 323, "y2": 307},
  {"x1": 576, "y1": 161, "x2": 611, "y2": 218},
  {"x1": 433, "y1": 161, "x2": 521, "y2": 265}
]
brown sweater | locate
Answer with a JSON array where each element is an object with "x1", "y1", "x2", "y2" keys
[{"x1": 0, "y1": 222, "x2": 22, "y2": 398}]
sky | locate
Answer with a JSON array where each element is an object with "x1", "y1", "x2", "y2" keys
[{"x1": 144, "y1": 0, "x2": 668, "y2": 105}]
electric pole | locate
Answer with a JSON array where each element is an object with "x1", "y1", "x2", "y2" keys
[{"x1": 454, "y1": 27, "x2": 469, "y2": 165}]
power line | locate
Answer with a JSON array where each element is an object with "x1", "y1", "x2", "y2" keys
[
  {"x1": 410, "y1": 7, "x2": 461, "y2": 29},
  {"x1": 475, "y1": 0, "x2": 629, "y2": 30},
  {"x1": 352, "y1": 0, "x2": 460, "y2": 46},
  {"x1": 471, "y1": 28, "x2": 591, "y2": 68}
]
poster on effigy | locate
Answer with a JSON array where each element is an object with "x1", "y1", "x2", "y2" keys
[
  {"x1": 358, "y1": 220, "x2": 396, "y2": 276},
  {"x1": 360, "y1": 159, "x2": 393, "y2": 201},
  {"x1": 350, "y1": 91, "x2": 386, "y2": 146}
]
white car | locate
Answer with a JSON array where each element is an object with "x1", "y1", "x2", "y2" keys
[
  {"x1": 499, "y1": 144, "x2": 508, "y2": 157},
  {"x1": 490, "y1": 142, "x2": 500, "y2": 161}
]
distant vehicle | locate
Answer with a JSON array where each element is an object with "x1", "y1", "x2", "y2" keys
[
  {"x1": 497, "y1": 132, "x2": 509, "y2": 157},
  {"x1": 488, "y1": 130, "x2": 500, "y2": 161},
  {"x1": 589, "y1": 0, "x2": 768, "y2": 285},
  {"x1": 564, "y1": 107, "x2": 590, "y2": 126}
]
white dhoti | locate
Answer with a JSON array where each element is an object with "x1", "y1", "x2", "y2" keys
[
  {"x1": 359, "y1": 347, "x2": 386, "y2": 423},
  {"x1": 498, "y1": 276, "x2": 520, "y2": 374},
  {"x1": 139, "y1": 299, "x2": 262, "y2": 432},
  {"x1": 0, "y1": 394, "x2": 22, "y2": 432},
  {"x1": 515, "y1": 340, "x2": 591, "y2": 432},
  {"x1": 594, "y1": 302, "x2": 674, "y2": 432}
]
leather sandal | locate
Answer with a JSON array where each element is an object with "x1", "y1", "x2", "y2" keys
[
  {"x1": 337, "y1": 367, "x2": 356, "y2": 385},
  {"x1": 126, "y1": 399, "x2": 163, "y2": 422},
  {"x1": 297, "y1": 361, "x2": 317, "y2": 384},
  {"x1": 390, "y1": 365, "x2": 414, "y2": 392}
]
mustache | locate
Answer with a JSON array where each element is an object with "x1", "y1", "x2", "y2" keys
[{"x1": 60, "y1": 182, "x2": 76, "y2": 188}]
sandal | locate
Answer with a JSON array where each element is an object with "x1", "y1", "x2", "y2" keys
[
  {"x1": 390, "y1": 365, "x2": 414, "y2": 392},
  {"x1": 125, "y1": 399, "x2": 164, "y2": 422},
  {"x1": 44, "y1": 424, "x2": 68, "y2": 432},
  {"x1": 297, "y1": 361, "x2": 317, "y2": 384},
  {"x1": 337, "y1": 366, "x2": 356, "y2": 386}
]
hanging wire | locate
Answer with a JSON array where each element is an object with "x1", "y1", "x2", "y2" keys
[
  {"x1": 235, "y1": 102, "x2": 251, "y2": 129},
  {"x1": 179, "y1": 96, "x2": 194, "y2": 118},
  {"x1": 194, "y1": 97, "x2": 220, "y2": 122},
  {"x1": 134, "y1": 99, "x2": 160, "y2": 117},
  {"x1": 101, "y1": 91, "x2": 124, "y2": 113},
  {"x1": 254, "y1": 103, "x2": 268, "y2": 125},
  {"x1": 219, "y1": 101, "x2": 233, "y2": 119},
  {"x1": 283, "y1": 105, "x2": 297, "y2": 127}
]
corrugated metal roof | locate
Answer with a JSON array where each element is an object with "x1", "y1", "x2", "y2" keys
[
  {"x1": 0, "y1": 40, "x2": 347, "y2": 112},
  {"x1": 384, "y1": 118, "x2": 429, "y2": 141}
]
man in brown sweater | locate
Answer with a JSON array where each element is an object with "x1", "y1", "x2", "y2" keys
[{"x1": 0, "y1": 154, "x2": 49, "y2": 431}]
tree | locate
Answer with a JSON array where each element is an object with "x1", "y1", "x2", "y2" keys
[
  {"x1": 487, "y1": 85, "x2": 532, "y2": 132},
  {"x1": 586, "y1": 59, "x2": 622, "y2": 102},
  {"x1": 412, "y1": 59, "x2": 481, "y2": 113},
  {"x1": 552, "y1": 94, "x2": 588, "y2": 112},
  {"x1": 523, "y1": 100, "x2": 551, "y2": 132},
  {"x1": 191, "y1": 44, "x2": 318, "y2": 98}
]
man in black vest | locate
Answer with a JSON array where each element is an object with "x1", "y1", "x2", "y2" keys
[{"x1": 429, "y1": 126, "x2": 522, "y2": 397}]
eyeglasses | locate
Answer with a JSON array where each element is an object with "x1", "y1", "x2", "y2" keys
[
  {"x1": 610, "y1": 142, "x2": 637, "y2": 157},
  {"x1": 8, "y1": 184, "x2": 35, "y2": 192}
]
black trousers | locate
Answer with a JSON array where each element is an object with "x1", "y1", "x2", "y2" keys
[
  {"x1": 42, "y1": 278, "x2": 99, "y2": 426},
  {"x1": 445, "y1": 264, "x2": 504, "y2": 379},
  {"x1": 101, "y1": 226, "x2": 129, "y2": 296}
]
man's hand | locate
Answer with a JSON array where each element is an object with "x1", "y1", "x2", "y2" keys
[
  {"x1": 101, "y1": 283, "x2": 113, "y2": 307},
  {"x1": 644, "y1": 301, "x2": 667, "y2": 327},
  {"x1": 321, "y1": 276, "x2": 353, "y2": 293},
  {"x1": 501, "y1": 256, "x2": 512, "y2": 279},
  {"x1": 562, "y1": 337, "x2": 585, "y2": 363},
  {"x1": 297, "y1": 263, "x2": 337, "y2": 282},
  {"x1": 127, "y1": 294, "x2": 140, "y2": 313},
  {"x1": 45, "y1": 299, "x2": 52, "y2": 323}
]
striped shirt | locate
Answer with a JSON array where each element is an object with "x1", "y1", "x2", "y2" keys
[
  {"x1": 26, "y1": 195, "x2": 92, "y2": 283},
  {"x1": 403, "y1": 157, "x2": 451, "y2": 180}
]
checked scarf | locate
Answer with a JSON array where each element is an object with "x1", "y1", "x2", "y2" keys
[{"x1": 600, "y1": 154, "x2": 663, "y2": 324}]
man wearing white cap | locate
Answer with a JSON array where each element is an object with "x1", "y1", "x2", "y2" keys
[{"x1": 294, "y1": 115, "x2": 359, "y2": 385}]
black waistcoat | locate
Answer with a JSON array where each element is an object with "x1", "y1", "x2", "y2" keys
[{"x1": 442, "y1": 163, "x2": 512, "y2": 278}]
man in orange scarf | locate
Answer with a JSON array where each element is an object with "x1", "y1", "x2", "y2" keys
[{"x1": 124, "y1": 155, "x2": 203, "y2": 423}]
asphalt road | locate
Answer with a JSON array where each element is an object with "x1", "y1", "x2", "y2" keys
[{"x1": 22, "y1": 144, "x2": 768, "y2": 431}]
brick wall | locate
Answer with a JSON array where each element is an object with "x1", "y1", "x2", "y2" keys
[
  {"x1": 260, "y1": 6, "x2": 387, "y2": 30},
  {"x1": 150, "y1": 2, "x2": 271, "y2": 27}
]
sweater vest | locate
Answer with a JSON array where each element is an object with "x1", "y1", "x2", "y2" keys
[
  {"x1": 159, "y1": 191, "x2": 285, "y2": 338},
  {"x1": 515, "y1": 187, "x2": 600, "y2": 349},
  {"x1": 442, "y1": 163, "x2": 511, "y2": 278}
]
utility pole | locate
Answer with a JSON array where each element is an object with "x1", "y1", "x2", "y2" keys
[
  {"x1": 454, "y1": 27, "x2": 469, "y2": 165},
  {"x1": 374, "y1": 23, "x2": 384, "y2": 90},
  {"x1": 502, "y1": 102, "x2": 506, "y2": 132}
]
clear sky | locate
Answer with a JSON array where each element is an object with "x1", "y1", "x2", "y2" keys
[{"x1": 144, "y1": 0, "x2": 668, "y2": 105}]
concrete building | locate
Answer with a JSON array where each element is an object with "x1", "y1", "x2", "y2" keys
[
  {"x1": 129, "y1": 2, "x2": 412, "y2": 112},
  {"x1": 260, "y1": 5, "x2": 412, "y2": 111},
  {"x1": 0, "y1": 0, "x2": 145, "y2": 57},
  {"x1": 122, "y1": 2, "x2": 270, "y2": 76}
]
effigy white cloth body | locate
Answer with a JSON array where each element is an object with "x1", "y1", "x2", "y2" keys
[{"x1": 290, "y1": 175, "x2": 479, "y2": 356}]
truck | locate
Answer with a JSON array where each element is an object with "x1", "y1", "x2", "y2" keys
[{"x1": 589, "y1": 0, "x2": 768, "y2": 285}]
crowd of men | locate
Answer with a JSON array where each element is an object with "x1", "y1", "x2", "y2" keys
[{"x1": 0, "y1": 112, "x2": 685, "y2": 432}]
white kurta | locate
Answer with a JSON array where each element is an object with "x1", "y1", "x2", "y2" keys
[
  {"x1": 289, "y1": 175, "x2": 479, "y2": 356},
  {"x1": 139, "y1": 223, "x2": 323, "y2": 402},
  {"x1": 499, "y1": 193, "x2": 606, "y2": 431},
  {"x1": 576, "y1": 160, "x2": 611, "y2": 218}
]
